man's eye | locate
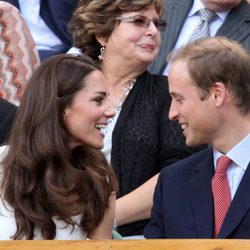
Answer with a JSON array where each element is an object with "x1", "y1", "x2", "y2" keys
[{"x1": 175, "y1": 98, "x2": 183, "y2": 103}]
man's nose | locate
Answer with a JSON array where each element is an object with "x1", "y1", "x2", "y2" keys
[{"x1": 168, "y1": 103, "x2": 179, "y2": 121}]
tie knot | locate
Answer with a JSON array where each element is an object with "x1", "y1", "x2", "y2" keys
[
  {"x1": 198, "y1": 8, "x2": 216, "y2": 22},
  {"x1": 216, "y1": 155, "x2": 232, "y2": 174}
]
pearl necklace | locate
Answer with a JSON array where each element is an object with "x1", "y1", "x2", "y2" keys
[{"x1": 107, "y1": 78, "x2": 136, "y2": 124}]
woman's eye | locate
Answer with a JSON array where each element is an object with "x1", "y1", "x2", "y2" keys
[
  {"x1": 95, "y1": 97, "x2": 104, "y2": 104},
  {"x1": 134, "y1": 17, "x2": 147, "y2": 27}
]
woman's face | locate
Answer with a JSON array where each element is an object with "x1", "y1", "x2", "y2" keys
[
  {"x1": 63, "y1": 70, "x2": 114, "y2": 149},
  {"x1": 104, "y1": 6, "x2": 163, "y2": 68}
]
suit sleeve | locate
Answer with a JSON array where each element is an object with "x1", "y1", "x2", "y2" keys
[{"x1": 144, "y1": 170, "x2": 166, "y2": 238}]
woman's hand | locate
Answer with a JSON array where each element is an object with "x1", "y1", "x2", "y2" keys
[{"x1": 88, "y1": 192, "x2": 116, "y2": 239}]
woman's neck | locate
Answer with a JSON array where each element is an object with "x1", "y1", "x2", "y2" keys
[{"x1": 101, "y1": 58, "x2": 146, "y2": 88}]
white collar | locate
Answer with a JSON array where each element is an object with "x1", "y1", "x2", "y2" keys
[
  {"x1": 213, "y1": 133, "x2": 250, "y2": 171},
  {"x1": 188, "y1": 0, "x2": 230, "y2": 21}
]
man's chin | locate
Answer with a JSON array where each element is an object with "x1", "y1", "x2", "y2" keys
[{"x1": 185, "y1": 137, "x2": 198, "y2": 147}]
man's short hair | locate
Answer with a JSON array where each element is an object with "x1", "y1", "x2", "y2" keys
[{"x1": 168, "y1": 37, "x2": 250, "y2": 114}]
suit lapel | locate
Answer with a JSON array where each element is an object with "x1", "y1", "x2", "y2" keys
[
  {"x1": 163, "y1": 0, "x2": 192, "y2": 53},
  {"x1": 216, "y1": 1, "x2": 250, "y2": 43},
  {"x1": 188, "y1": 150, "x2": 214, "y2": 238},
  {"x1": 218, "y1": 162, "x2": 250, "y2": 238}
]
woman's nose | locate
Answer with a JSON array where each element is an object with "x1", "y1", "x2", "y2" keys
[
  {"x1": 104, "y1": 108, "x2": 116, "y2": 118},
  {"x1": 146, "y1": 20, "x2": 159, "y2": 35}
]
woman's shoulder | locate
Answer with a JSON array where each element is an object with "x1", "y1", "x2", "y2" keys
[
  {"x1": 0, "y1": 145, "x2": 9, "y2": 184},
  {"x1": 138, "y1": 71, "x2": 170, "y2": 101},
  {"x1": 0, "y1": 145, "x2": 8, "y2": 157},
  {"x1": 141, "y1": 70, "x2": 167, "y2": 82},
  {"x1": 0, "y1": 196, "x2": 17, "y2": 240},
  {"x1": 139, "y1": 71, "x2": 169, "y2": 92}
]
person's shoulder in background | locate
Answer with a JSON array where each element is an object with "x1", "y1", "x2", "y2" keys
[{"x1": 0, "y1": 99, "x2": 17, "y2": 145}]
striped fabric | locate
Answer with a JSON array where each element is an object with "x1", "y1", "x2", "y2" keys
[
  {"x1": 189, "y1": 9, "x2": 216, "y2": 42},
  {"x1": 0, "y1": 2, "x2": 40, "y2": 105}
]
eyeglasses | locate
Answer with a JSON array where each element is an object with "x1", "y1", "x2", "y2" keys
[{"x1": 115, "y1": 15, "x2": 167, "y2": 31}]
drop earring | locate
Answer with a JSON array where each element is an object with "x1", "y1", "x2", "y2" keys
[{"x1": 98, "y1": 46, "x2": 105, "y2": 60}]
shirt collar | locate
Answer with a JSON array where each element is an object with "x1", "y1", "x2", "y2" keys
[
  {"x1": 213, "y1": 133, "x2": 250, "y2": 171},
  {"x1": 188, "y1": 0, "x2": 230, "y2": 21}
]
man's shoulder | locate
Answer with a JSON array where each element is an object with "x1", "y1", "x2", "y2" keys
[
  {"x1": 222, "y1": 0, "x2": 250, "y2": 22},
  {"x1": 161, "y1": 147, "x2": 212, "y2": 175},
  {"x1": 233, "y1": 0, "x2": 250, "y2": 14}
]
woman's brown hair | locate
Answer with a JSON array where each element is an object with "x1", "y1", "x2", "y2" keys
[{"x1": 1, "y1": 54, "x2": 117, "y2": 239}]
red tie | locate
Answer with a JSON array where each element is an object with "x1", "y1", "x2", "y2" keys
[{"x1": 212, "y1": 155, "x2": 232, "y2": 237}]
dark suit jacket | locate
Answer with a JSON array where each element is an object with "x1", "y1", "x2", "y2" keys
[
  {"x1": 148, "y1": 0, "x2": 250, "y2": 74},
  {"x1": 0, "y1": 99, "x2": 17, "y2": 145},
  {"x1": 4, "y1": 0, "x2": 78, "y2": 57},
  {"x1": 144, "y1": 148, "x2": 250, "y2": 238}
]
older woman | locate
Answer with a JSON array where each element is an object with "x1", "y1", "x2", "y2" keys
[{"x1": 69, "y1": 0, "x2": 199, "y2": 237}]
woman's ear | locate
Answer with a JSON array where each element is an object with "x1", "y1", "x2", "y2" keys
[
  {"x1": 95, "y1": 35, "x2": 107, "y2": 47},
  {"x1": 63, "y1": 107, "x2": 70, "y2": 118}
]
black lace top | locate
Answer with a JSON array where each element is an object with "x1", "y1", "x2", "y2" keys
[{"x1": 111, "y1": 71, "x2": 198, "y2": 236}]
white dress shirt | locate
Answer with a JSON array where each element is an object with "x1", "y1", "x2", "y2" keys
[
  {"x1": 19, "y1": 0, "x2": 63, "y2": 51},
  {"x1": 213, "y1": 134, "x2": 250, "y2": 199}
]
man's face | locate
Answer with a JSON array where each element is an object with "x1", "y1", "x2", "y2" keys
[
  {"x1": 202, "y1": 0, "x2": 242, "y2": 11},
  {"x1": 168, "y1": 60, "x2": 220, "y2": 146}
]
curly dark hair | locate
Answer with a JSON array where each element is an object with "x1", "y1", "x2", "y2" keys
[
  {"x1": 69, "y1": 0, "x2": 164, "y2": 60},
  {"x1": 1, "y1": 54, "x2": 117, "y2": 239}
]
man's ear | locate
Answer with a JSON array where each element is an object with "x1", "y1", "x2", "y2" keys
[{"x1": 212, "y1": 82, "x2": 226, "y2": 107}]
